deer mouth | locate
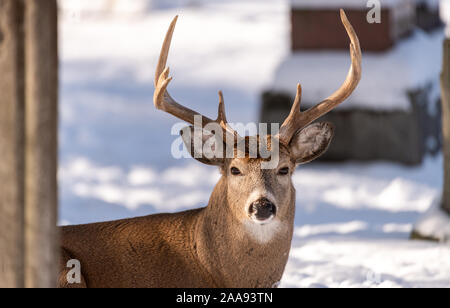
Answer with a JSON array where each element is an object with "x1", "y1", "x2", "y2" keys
[{"x1": 248, "y1": 198, "x2": 277, "y2": 224}]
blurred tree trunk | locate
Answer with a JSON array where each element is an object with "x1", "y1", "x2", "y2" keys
[
  {"x1": 0, "y1": 0, "x2": 58, "y2": 288},
  {"x1": 24, "y1": 0, "x2": 59, "y2": 288},
  {"x1": 0, "y1": 0, "x2": 26, "y2": 288},
  {"x1": 442, "y1": 39, "x2": 450, "y2": 215}
]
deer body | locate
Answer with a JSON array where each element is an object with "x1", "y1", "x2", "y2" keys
[
  {"x1": 59, "y1": 10, "x2": 361, "y2": 288},
  {"x1": 59, "y1": 174, "x2": 294, "y2": 288},
  {"x1": 60, "y1": 209, "x2": 208, "y2": 288}
]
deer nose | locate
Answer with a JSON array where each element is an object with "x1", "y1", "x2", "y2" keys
[{"x1": 249, "y1": 198, "x2": 277, "y2": 221}]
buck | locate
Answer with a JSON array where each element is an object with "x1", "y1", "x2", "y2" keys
[{"x1": 58, "y1": 9, "x2": 361, "y2": 288}]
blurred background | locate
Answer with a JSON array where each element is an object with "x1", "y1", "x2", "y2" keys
[{"x1": 57, "y1": 0, "x2": 450, "y2": 287}]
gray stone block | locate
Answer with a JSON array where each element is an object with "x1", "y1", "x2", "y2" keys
[{"x1": 260, "y1": 87, "x2": 441, "y2": 165}]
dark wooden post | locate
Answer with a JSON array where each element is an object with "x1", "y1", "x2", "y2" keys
[
  {"x1": 442, "y1": 38, "x2": 450, "y2": 215},
  {"x1": 0, "y1": 0, "x2": 58, "y2": 288},
  {"x1": 0, "y1": 0, "x2": 26, "y2": 288}
]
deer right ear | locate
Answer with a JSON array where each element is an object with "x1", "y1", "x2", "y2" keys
[{"x1": 180, "y1": 126, "x2": 226, "y2": 166}]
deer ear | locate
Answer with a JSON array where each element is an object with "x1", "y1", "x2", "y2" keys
[
  {"x1": 289, "y1": 122, "x2": 334, "y2": 165},
  {"x1": 180, "y1": 126, "x2": 226, "y2": 166}
]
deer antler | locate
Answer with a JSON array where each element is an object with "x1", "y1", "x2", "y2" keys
[
  {"x1": 154, "y1": 16, "x2": 237, "y2": 141},
  {"x1": 278, "y1": 9, "x2": 362, "y2": 145}
]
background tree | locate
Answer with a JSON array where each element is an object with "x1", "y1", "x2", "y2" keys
[
  {"x1": 442, "y1": 38, "x2": 450, "y2": 216},
  {"x1": 0, "y1": 0, "x2": 58, "y2": 288}
]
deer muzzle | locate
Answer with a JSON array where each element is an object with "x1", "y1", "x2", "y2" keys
[{"x1": 248, "y1": 198, "x2": 277, "y2": 223}]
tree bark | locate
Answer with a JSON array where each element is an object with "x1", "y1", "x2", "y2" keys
[
  {"x1": 0, "y1": 0, "x2": 26, "y2": 288},
  {"x1": 24, "y1": 0, "x2": 59, "y2": 288},
  {"x1": 442, "y1": 39, "x2": 450, "y2": 215},
  {"x1": 0, "y1": 0, "x2": 58, "y2": 288}
]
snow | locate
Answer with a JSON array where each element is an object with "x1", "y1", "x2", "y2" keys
[
  {"x1": 413, "y1": 197, "x2": 450, "y2": 241},
  {"x1": 271, "y1": 29, "x2": 444, "y2": 111},
  {"x1": 59, "y1": 0, "x2": 450, "y2": 287},
  {"x1": 441, "y1": 0, "x2": 450, "y2": 38},
  {"x1": 290, "y1": 0, "x2": 413, "y2": 9},
  {"x1": 290, "y1": 0, "x2": 438, "y2": 12},
  {"x1": 59, "y1": 0, "x2": 201, "y2": 16},
  {"x1": 283, "y1": 238, "x2": 450, "y2": 288}
]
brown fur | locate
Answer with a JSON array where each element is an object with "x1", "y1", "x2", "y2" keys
[
  {"x1": 59, "y1": 127, "x2": 333, "y2": 288},
  {"x1": 59, "y1": 179, "x2": 293, "y2": 288},
  {"x1": 58, "y1": 10, "x2": 360, "y2": 288}
]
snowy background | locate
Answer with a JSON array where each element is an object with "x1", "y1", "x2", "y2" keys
[{"x1": 58, "y1": 0, "x2": 450, "y2": 287}]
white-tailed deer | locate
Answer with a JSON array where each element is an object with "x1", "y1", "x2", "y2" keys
[{"x1": 58, "y1": 9, "x2": 361, "y2": 288}]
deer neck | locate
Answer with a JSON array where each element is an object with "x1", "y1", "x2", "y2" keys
[{"x1": 193, "y1": 177, "x2": 295, "y2": 288}]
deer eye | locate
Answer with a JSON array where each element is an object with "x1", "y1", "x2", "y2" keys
[
  {"x1": 278, "y1": 167, "x2": 289, "y2": 176},
  {"x1": 230, "y1": 167, "x2": 241, "y2": 176}
]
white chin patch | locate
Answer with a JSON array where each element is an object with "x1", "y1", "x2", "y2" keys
[
  {"x1": 251, "y1": 215, "x2": 275, "y2": 225},
  {"x1": 243, "y1": 218, "x2": 286, "y2": 244}
]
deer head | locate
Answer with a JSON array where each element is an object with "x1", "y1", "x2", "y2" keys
[
  {"x1": 55, "y1": 10, "x2": 362, "y2": 290},
  {"x1": 154, "y1": 10, "x2": 361, "y2": 240}
]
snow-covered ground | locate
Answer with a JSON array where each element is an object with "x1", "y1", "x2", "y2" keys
[
  {"x1": 414, "y1": 197, "x2": 450, "y2": 241},
  {"x1": 58, "y1": 0, "x2": 450, "y2": 287},
  {"x1": 272, "y1": 30, "x2": 444, "y2": 111},
  {"x1": 442, "y1": 0, "x2": 450, "y2": 37}
]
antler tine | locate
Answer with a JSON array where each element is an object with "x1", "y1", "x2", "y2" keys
[
  {"x1": 154, "y1": 16, "x2": 237, "y2": 140},
  {"x1": 278, "y1": 84, "x2": 302, "y2": 143},
  {"x1": 278, "y1": 9, "x2": 362, "y2": 145},
  {"x1": 154, "y1": 16, "x2": 177, "y2": 88},
  {"x1": 217, "y1": 91, "x2": 227, "y2": 124}
]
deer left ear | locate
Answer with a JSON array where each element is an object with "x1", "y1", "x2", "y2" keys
[{"x1": 289, "y1": 122, "x2": 335, "y2": 165}]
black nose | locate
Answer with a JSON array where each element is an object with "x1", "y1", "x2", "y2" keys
[{"x1": 249, "y1": 198, "x2": 277, "y2": 221}]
